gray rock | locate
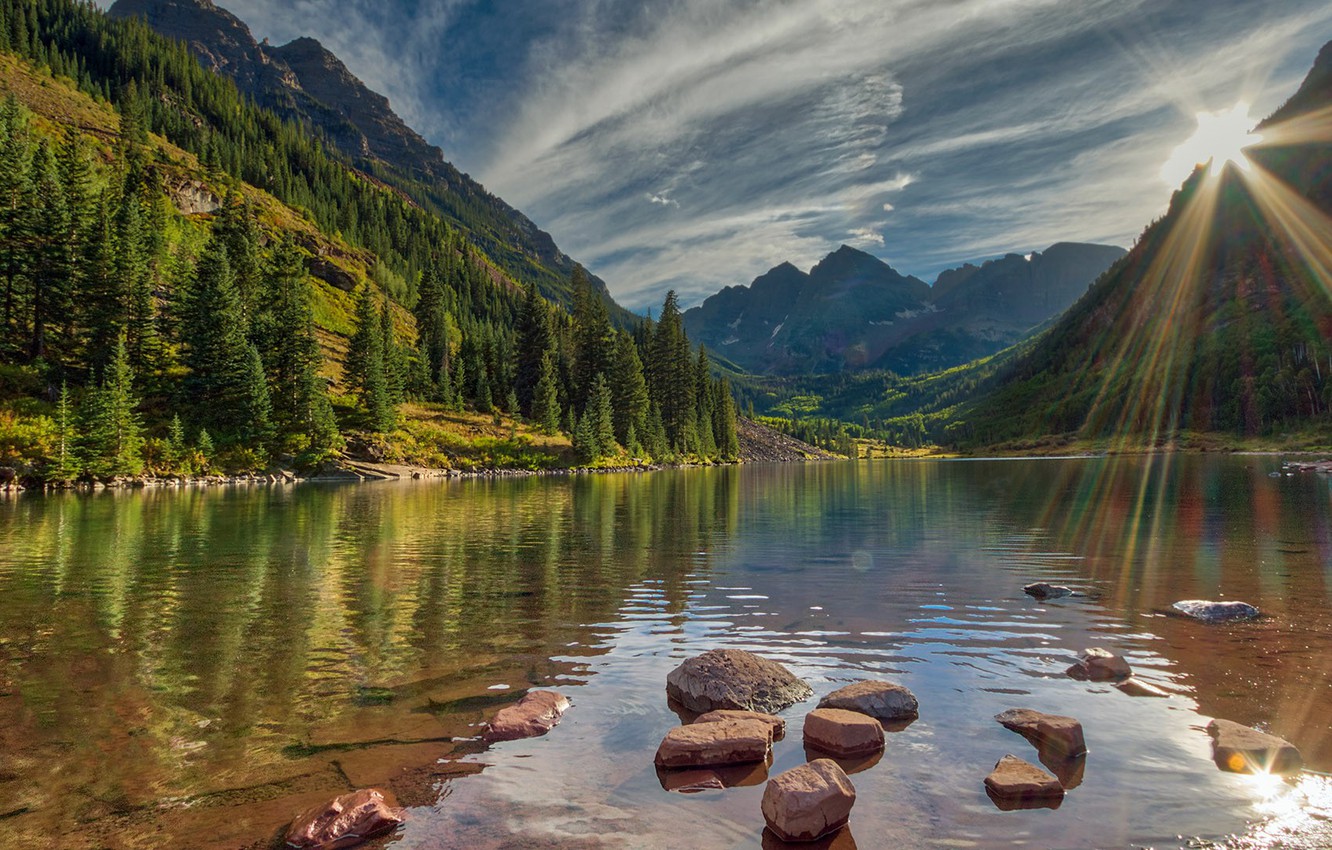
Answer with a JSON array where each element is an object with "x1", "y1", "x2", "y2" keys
[
  {"x1": 1171, "y1": 600, "x2": 1260, "y2": 623},
  {"x1": 1065, "y1": 648, "x2": 1132, "y2": 682},
  {"x1": 817, "y1": 680, "x2": 918, "y2": 721},
  {"x1": 995, "y1": 708, "x2": 1087, "y2": 758},
  {"x1": 666, "y1": 649, "x2": 812, "y2": 715},
  {"x1": 1023, "y1": 583, "x2": 1072, "y2": 599},
  {"x1": 1207, "y1": 719, "x2": 1303, "y2": 774}
]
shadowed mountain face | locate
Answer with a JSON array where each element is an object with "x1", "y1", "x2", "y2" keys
[
  {"x1": 108, "y1": 0, "x2": 615, "y2": 311},
  {"x1": 963, "y1": 41, "x2": 1332, "y2": 442},
  {"x1": 684, "y1": 243, "x2": 1125, "y2": 375}
]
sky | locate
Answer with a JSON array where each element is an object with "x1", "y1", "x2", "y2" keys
[{"x1": 116, "y1": 0, "x2": 1332, "y2": 311}]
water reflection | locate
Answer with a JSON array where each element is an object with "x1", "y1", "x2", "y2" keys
[{"x1": 0, "y1": 457, "x2": 1328, "y2": 848}]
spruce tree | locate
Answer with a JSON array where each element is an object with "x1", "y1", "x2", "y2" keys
[
  {"x1": 714, "y1": 378, "x2": 741, "y2": 461},
  {"x1": 380, "y1": 300, "x2": 407, "y2": 405},
  {"x1": 532, "y1": 349, "x2": 561, "y2": 435},
  {"x1": 79, "y1": 334, "x2": 143, "y2": 478},
  {"x1": 609, "y1": 331, "x2": 649, "y2": 448},
  {"x1": 514, "y1": 280, "x2": 553, "y2": 416},
  {"x1": 571, "y1": 266, "x2": 614, "y2": 411},
  {"x1": 586, "y1": 373, "x2": 618, "y2": 459},
  {"x1": 346, "y1": 282, "x2": 394, "y2": 431},
  {"x1": 48, "y1": 381, "x2": 80, "y2": 481},
  {"x1": 648, "y1": 291, "x2": 695, "y2": 450}
]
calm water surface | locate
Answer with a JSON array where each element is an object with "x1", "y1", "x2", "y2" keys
[{"x1": 1, "y1": 457, "x2": 1330, "y2": 849}]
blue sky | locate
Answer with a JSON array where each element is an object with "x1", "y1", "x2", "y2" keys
[{"x1": 140, "y1": 1, "x2": 1332, "y2": 311}]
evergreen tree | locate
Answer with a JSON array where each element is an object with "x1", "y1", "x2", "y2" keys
[
  {"x1": 346, "y1": 282, "x2": 394, "y2": 431},
  {"x1": 0, "y1": 95, "x2": 34, "y2": 361},
  {"x1": 643, "y1": 401, "x2": 669, "y2": 460},
  {"x1": 714, "y1": 378, "x2": 741, "y2": 461},
  {"x1": 49, "y1": 381, "x2": 80, "y2": 480},
  {"x1": 583, "y1": 372, "x2": 617, "y2": 460},
  {"x1": 648, "y1": 291, "x2": 695, "y2": 450},
  {"x1": 166, "y1": 412, "x2": 187, "y2": 474},
  {"x1": 380, "y1": 300, "x2": 407, "y2": 405},
  {"x1": 532, "y1": 349, "x2": 561, "y2": 435},
  {"x1": 78, "y1": 334, "x2": 143, "y2": 477},
  {"x1": 514, "y1": 280, "x2": 553, "y2": 416},
  {"x1": 609, "y1": 331, "x2": 649, "y2": 448},
  {"x1": 571, "y1": 265, "x2": 614, "y2": 411},
  {"x1": 695, "y1": 348, "x2": 717, "y2": 457}
]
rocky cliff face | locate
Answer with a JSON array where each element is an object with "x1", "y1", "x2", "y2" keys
[
  {"x1": 684, "y1": 242, "x2": 1125, "y2": 376},
  {"x1": 109, "y1": 0, "x2": 609, "y2": 310}
]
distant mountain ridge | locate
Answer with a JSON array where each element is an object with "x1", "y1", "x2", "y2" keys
[
  {"x1": 684, "y1": 242, "x2": 1125, "y2": 375},
  {"x1": 108, "y1": 0, "x2": 617, "y2": 312}
]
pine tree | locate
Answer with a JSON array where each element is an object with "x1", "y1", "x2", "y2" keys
[
  {"x1": 532, "y1": 349, "x2": 561, "y2": 436},
  {"x1": 239, "y1": 341, "x2": 274, "y2": 447},
  {"x1": 196, "y1": 428, "x2": 214, "y2": 473},
  {"x1": 380, "y1": 300, "x2": 407, "y2": 405},
  {"x1": 695, "y1": 348, "x2": 717, "y2": 458},
  {"x1": 648, "y1": 291, "x2": 695, "y2": 450},
  {"x1": 167, "y1": 412, "x2": 187, "y2": 474},
  {"x1": 79, "y1": 334, "x2": 143, "y2": 478},
  {"x1": 609, "y1": 331, "x2": 649, "y2": 448},
  {"x1": 346, "y1": 282, "x2": 394, "y2": 431},
  {"x1": 643, "y1": 401, "x2": 669, "y2": 461},
  {"x1": 571, "y1": 266, "x2": 614, "y2": 411},
  {"x1": 0, "y1": 95, "x2": 34, "y2": 362},
  {"x1": 28, "y1": 138, "x2": 67, "y2": 364},
  {"x1": 714, "y1": 378, "x2": 741, "y2": 461},
  {"x1": 514, "y1": 280, "x2": 553, "y2": 416},
  {"x1": 48, "y1": 381, "x2": 80, "y2": 481}
]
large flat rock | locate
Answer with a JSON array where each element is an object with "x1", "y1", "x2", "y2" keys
[
  {"x1": 666, "y1": 649, "x2": 813, "y2": 714},
  {"x1": 655, "y1": 718, "x2": 773, "y2": 768},
  {"x1": 984, "y1": 754, "x2": 1064, "y2": 809},
  {"x1": 1171, "y1": 600, "x2": 1260, "y2": 623},
  {"x1": 694, "y1": 709, "x2": 786, "y2": 741},
  {"x1": 803, "y1": 708, "x2": 886, "y2": 758},
  {"x1": 483, "y1": 691, "x2": 570, "y2": 743},
  {"x1": 1207, "y1": 719, "x2": 1303, "y2": 774}
]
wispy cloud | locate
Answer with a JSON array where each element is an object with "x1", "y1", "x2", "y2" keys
[{"x1": 105, "y1": 0, "x2": 1332, "y2": 312}]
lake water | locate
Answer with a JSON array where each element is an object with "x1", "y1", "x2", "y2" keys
[{"x1": 1, "y1": 457, "x2": 1329, "y2": 850}]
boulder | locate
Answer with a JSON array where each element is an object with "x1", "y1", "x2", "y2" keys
[
  {"x1": 482, "y1": 690, "x2": 570, "y2": 743},
  {"x1": 817, "y1": 681, "x2": 918, "y2": 722},
  {"x1": 694, "y1": 709, "x2": 786, "y2": 741},
  {"x1": 666, "y1": 649, "x2": 813, "y2": 714},
  {"x1": 1065, "y1": 648, "x2": 1132, "y2": 682},
  {"x1": 983, "y1": 754, "x2": 1064, "y2": 808},
  {"x1": 1207, "y1": 719, "x2": 1303, "y2": 774},
  {"x1": 1023, "y1": 583, "x2": 1072, "y2": 600},
  {"x1": 284, "y1": 788, "x2": 405, "y2": 850},
  {"x1": 995, "y1": 708, "x2": 1087, "y2": 757},
  {"x1": 803, "y1": 708, "x2": 885, "y2": 758},
  {"x1": 654, "y1": 718, "x2": 773, "y2": 768},
  {"x1": 1115, "y1": 678, "x2": 1170, "y2": 698},
  {"x1": 761, "y1": 759, "x2": 856, "y2": 843},
  {"x1": 1171, "y1": 600, "x2": 1260, "y2": 623}
]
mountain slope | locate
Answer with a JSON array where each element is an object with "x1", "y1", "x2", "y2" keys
[
  {"x1": 684, "y1": 242, "x2": 1124, "y2": 376},
  {"x1": 958, "y1": 41, "x2": 1332, "y2": 445},
  {"x1": 108, "y1": 0, "x2": 620, "y2": 314}
]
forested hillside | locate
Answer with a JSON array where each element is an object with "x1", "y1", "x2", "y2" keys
[{"x1": 0, "y1": 0, "x2": 739, "y2": 483}]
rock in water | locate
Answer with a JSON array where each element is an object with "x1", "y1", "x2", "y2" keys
[
  {"x1": 995, "y1": 708, "x2": 1087, "y2": 758},
  {"x1": 761, "y1": 759, "x2": 857, "y2": 843},
  {"x1": 694, "y1": 709, "x2": 787, "y2": 741},
  {"x1": 1115, "y1": 678, "x2": 1170, "y2": 698},
  {"x1": 817, "y1": 681, "x2": 918, "y2": 721},
  {"x1": 984, "y1": 755, "x2": 1064, "y2": 809},
  {"x1": 1023, "y1": 583, "x2": 1072, "y2": 599},
  {"x1": 1171, "y1": 600, "x2": 1260, "y2": 623},
  {"x1": 1207, "y1": 719, "x2": 1303, "y2": 774},
  {"x1": 1065, "y1": 648, "x2": 1132, "y2": 682},
  {"x1": 654, "y1": 718, "x2": 773, "y2": 768},
  {"x1": 483, "y1": 690, "x2": 570, "y2": 743},
  {"x1": 285, "y1": 788, "x2": 405, "y2": 849},
  {"x1": 803, "y1": 708, "x2": 886, "y2": 758},
  {"x1": 666, "y1": 649, "x2": 813, "y2": 714}
]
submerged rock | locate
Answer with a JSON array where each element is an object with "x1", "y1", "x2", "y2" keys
[
  {"x1": 995, "y1": 708, "x2": 1087, "y2": 758},
  {"x1": 761, "y1": 759, "x2": 857, "y2": 843},
  {"x1": 1171, "y1": 600, "x2": 1260, "y2": 623},
  {"x1": 816, "y1": 681, "x2": 918, "y2": 722},
  {"x1": 1116, "y1": 678, "x2": 1170, "y2": 698},
  {"x1": 694, "y1": 708, "x2": 786, "y2": 741},
  {"x1": 285, "y1": 788, "x2": 405, "y2": 849},
  {"x1": 654, "y1": 718, "x2": 773, "y2": 768},
  {"x1": 1207, "y1": 719, "x2": 1303, "y2": 774},
  {"x1": 984, "y1": 754, "x2": 1064, "y2": 809},
  {"x1": 1065, "y1": 648, "x2": 1132, "y2": 682},
  {"x1": 803, "y1": 708, "x2": 886, "y2": 758},
  {"x1": 666, "y1": 649, "x2": 813, "y2": 714},
  {"x1": 482, "y1": 690, "x2": 570, "y2": 743},
  {"x1": 1023, "y1": 583, "x2": 1072, "y2": 600}
]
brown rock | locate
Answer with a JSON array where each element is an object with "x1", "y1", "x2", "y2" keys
[
  {"x1": 1065, "y1": 648, "x2": 1132, "y2": 682},
  {"x1": 803, "y1": 708, "x2": 885, "y2": 758},
  {"x1": 817, "y1": 680, "x2": 918, "y2": 722},
  {"x1": 1116, "y1": 678, "x2": 1170, "y2": 698},
  {"x1": 483, "y1": 690, "x2": 570, "y2": 743},
  {"x1": 654, "y1": 718, "x2": 773, "y2": 768},
  {"x1": 666, "y1": 649, "x2": 813, "y2": 714},
  {"x1": 761, "y1": 759, "x2": 856, "y2": 843},
  {"x1": 1207, "y1": 719, "x2": 1303, "y2": 774},
  {"x1": 995, "y1": 708, "x2": 1087, "y2": 757},
  {"x1": 695, "y1": 708, "x2": 786, "y2": 740},
  {"x1": 658, "y1": 768, "x2": 726, "y2": 793},
  {"x1": 984, "y1": 754, "x2": 1065, "y2": 806},
  {"x1": 284, "y1": 788, "x2": 405, "y2": 850}
]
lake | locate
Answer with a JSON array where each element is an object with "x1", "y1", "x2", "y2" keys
[{"x1": 1, "y1": 456, "x2": 1329, "y2": 849}]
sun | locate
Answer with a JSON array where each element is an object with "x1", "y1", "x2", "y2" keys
[{"x1": 1160, "y1": 102, "x2": 1262, "y2": 186}]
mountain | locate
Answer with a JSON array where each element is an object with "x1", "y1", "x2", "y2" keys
[
  {"x1": 684, "y1": 242, "x2": 1124, "y2": 376},
  {"x1": 107, "y1": 0, "x2": 618, "y2": 313},
  {"x1": 956, "y1": 41, "x2": 1332, "y2": 444}
]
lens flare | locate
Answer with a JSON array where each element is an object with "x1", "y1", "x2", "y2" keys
[{"x1": 1161, "y1": 103, "x2": 1262, "y2": 185}]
